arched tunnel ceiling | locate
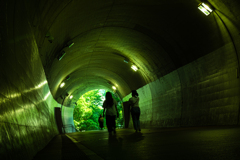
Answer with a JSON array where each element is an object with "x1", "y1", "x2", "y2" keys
[{"x1": 31, "y1": 0, "x2": 240, "y2": 106}]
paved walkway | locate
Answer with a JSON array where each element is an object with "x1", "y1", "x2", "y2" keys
[{"x1": 33, "y1": 126, "x2": 240, "y2": 160}]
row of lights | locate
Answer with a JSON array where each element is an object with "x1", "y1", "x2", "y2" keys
[
  {"x1": 108, "y1": 2, "x2": 213, "y2": 102},
  {"x1": 56, "y1": 3, "x2": 212, "y2": 62},
  {"x1": 56, "y1": 41, "x2": 75, "y2": 100},
  {"x1": 111, "y1": 2, "x2": 213, "y2": 92},
  {"x1": 123, "y1": 58, "x2": 139, "y2": 71},
  {"x1": 59, "y1": 75, "x2": 73, "y2": 99},
  {"x1": 105, "y1": 57, "x2": 139, "y2": 92},
  {"x1": 58, "y1": 2, "x2": 212, "y2": 102},
  {"x1": 57, "y1": 41, "x2": 74, "y2": 61},
  {"x1": 110, "y1": 58, "x2": 139, "y2": 91},
  {"x1": 57, "y1": 42, "x2": 139, "y2": 98}
]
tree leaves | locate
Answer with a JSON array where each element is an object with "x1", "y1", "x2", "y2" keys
[{"x1": 73, "y1": 89, "x2": 123, "y2": 131}]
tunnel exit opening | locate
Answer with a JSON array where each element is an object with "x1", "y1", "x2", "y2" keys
[{"x1": 73, "y1": 89, "x2": 123, "y2": 132}]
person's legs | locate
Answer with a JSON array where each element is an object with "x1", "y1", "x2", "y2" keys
[
  {"x1": 106, "y1": 115, "x2": 112, "y2": 133},
  {"x1": 112, "y1": 115, "x2": 116, "y2": 133},
  {"x1": 100, "y1": 122, "x2": 103, "y2": 130},
  {"x1": 109, "y1": 116, "x2": 113, "y2": 132},
  {"x1": 131, "y1": 108, "x2": 138, "y2": 131},
  {"x1": 135, "y1": 108, "x2": 141, "y2": 131}
]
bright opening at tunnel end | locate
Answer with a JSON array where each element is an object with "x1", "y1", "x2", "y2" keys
[{"x1": 73, "y1": 89, "x2": 123, "y2": 131}]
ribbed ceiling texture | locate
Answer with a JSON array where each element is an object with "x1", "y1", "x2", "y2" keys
[{"x1": 27, "y1": 0, "x2": 238, "y2": 107}]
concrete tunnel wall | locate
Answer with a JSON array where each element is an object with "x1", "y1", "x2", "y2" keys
[
  {"x1": 121, "y1": 8, "x2": 240, "y2": 129},
  {"x1": 1, "y1": 1, "x2": 240, "y2": 160},
  {"x1": 0, "y1": 2, "x2": 61, "y2": 159},
  {"x1": 123, "y1": 37, "x2": 240, "y2": 129}
]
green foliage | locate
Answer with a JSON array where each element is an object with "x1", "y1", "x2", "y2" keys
[
  {"x1": 73, "y1": 89, "x2": 123, "y2": 131},
  {"x1": 73, "y1": 89, "x2": 103, "y2": 130},
  {"x1": 112, "y1": 93, "x2": 123, "y2": 127}
]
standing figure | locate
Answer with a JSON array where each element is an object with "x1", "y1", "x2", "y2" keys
[
  {"x1": 103, "y1": 92, "x2": 119, "y2": 134},
  {"x1": 129, "y1": 90, "x2": 141, "y2": 132},
  {"x1": 98, "y1": 115, "x2": 104, "y2": 130}
]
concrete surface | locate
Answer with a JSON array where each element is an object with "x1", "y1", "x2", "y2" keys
[
  {"x1": 123, "y1": 40, "x2": 240, "y2": 128},
  {"x1": 0, "y1": 1, "x2": 60, "y2": 159},
  {"x1": 1, "y1": 0, "x2": 240, "y2": 159},
  {"x1": 2, "y1": 0, "x2": 239, "y2": 106},
  {"x1": 34, "y1": 126, "x2": 240, "y2": 160}
]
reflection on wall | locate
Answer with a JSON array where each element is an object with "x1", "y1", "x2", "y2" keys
[{"x1": 0, "y1": 1, "x2": 60, "y2": 159}]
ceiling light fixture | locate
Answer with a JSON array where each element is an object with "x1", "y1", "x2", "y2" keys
[
  {"x1": 45, "y1": 32, "x2": 54, "y2": 43},
  {"x1": 66, "y1": 75, "x2": 70, "y2": 81},
  {"x1": 57, "y1": 50, "x2": 66, "y2": 61},
  {"x1": 70, "y1": 95, "x2": 73, "y2": 99},
  {"x1": 60, "y1": 82, "x2": 65, "y2": 88},
  {"x1": 67, "y1": 41, "x2": 74, "y2": 48},
  {"x1": 124, "y1": 58, "x2": 129, "y2": 63},
  {"x1": 198, "y1": 2, "x2": 213, "y2": 16},
  {"x1": 131, "y1": 65, "x2": 138, "y2": 71},
  {"x1": 112, "y1": 86, "x2": 116, "y2": 90}
]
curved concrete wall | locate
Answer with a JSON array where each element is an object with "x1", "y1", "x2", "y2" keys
[
  {"x1": 123, "y1": 9, "x2": 240, "y2": 129},
  {"x1": 124, "y1": 39, "x2": 240, "y2": 128},
  {"x1": 0, "y1": 1, "x2": 60, "y2": 159},
  {"x1": 1, "y1": 0, "x2": 240, "y2": 159}
]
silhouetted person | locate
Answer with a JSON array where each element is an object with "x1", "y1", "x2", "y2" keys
[
  {"x1": 129, "y1": 90, "x2": 141, "y2": 132},
  {"x1": 103, "y1": 92, "x2": 119, "y2": 134},
  {"x1": 98, "y1": 115, "x2": 104, "y2": 130}
]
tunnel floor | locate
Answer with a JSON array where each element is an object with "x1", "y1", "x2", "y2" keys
[{"x1": 33, "y1": 126, "x2": 240, "y2": 160}]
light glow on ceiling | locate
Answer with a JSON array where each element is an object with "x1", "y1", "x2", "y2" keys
[
  {"x1": 70, "y1": 95, "x2": 73, "y2": 99},
  {"x1": 131, "y1": 65, "x2": 138, "y2": 71},
  {"x1": 60, "y1": 82, "x2": 65, "y2": 88},
  {"x1": 112, "y1": 86, "x2": 116, "y2": 90}
]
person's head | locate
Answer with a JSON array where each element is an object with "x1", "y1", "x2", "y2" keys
[
  {"x1": 106, "y1": 91, "x2": 112, "y2": 100},
  {"x1": 132, "y1": 90, "x2": 138, "y2": 97},
  {"x1": 105, "y1": 91, "x2": 113, "y2": 106}
]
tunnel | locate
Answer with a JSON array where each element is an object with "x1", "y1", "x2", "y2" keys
[{"x1": 1, "y1": 0, "x2": 240, "y2": 159}]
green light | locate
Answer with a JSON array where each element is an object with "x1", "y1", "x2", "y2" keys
[
  {"x1": 57, "y1": 51, "x2": 66, "y2": 61},
  {"x1": 67, "y1": 41, "x2": 74, "y2": 48},
  {"x1": 68, "y1": 42, "x2": 74, "y2": 48}
]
